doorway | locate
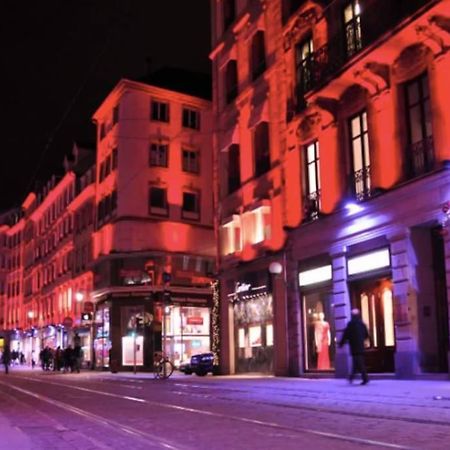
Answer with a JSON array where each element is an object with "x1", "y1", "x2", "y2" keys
[{"x1": 352, "y1": 278, "x2": 395, "y2": 372}]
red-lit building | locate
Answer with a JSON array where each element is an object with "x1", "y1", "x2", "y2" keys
[
  {"x1": 91, "y1": 69, "x2": 216, "y2": 371},
  {"x1": 0, "y1": 143, "x2": 96, "y2": 365},
  {"x1": 212, "y1": 0, "x2": 450, "y2": 378}
]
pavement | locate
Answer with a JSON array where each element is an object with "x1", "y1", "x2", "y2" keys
[{"x1": 1, "y1": 364, "x2": 450, "y2": 450}]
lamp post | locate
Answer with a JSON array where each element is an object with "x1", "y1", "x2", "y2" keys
[{"x1": 269, "y1": 260, "x2": 288, "y2": 376}]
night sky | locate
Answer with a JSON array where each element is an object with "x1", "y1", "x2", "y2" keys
[{"x1": 1, "y1": 0, "x2": 211, "y2": 211}]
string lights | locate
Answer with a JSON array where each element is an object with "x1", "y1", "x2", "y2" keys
[{"x1": 211, "y1": 280, "x2": 220, "y2": 366}]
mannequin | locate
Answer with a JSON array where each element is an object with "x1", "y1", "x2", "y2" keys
[{"x1": 314, "y1": 312, "x2": 331, "y2": 370}]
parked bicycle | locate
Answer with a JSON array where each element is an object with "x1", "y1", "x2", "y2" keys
[{"x1": 153, "y1": 351, "x2": 174, "y2": 379}]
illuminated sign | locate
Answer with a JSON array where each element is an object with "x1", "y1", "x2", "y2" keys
[
  {"x1": 347, "y1": 248, "x2": 390, "y2": 276},
  {"x1": 299, "y1": 265, "x2": 332, "y2": 287}
]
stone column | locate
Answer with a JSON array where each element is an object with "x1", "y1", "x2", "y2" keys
[
  {"x1": 331, "y1": 248, "x2": 352, "y2": 378},
  {"x1": 389, "y1": 230, "x2": 420, "y2": 378},
  {"x1": 442, "y1": 230, "x2": 450, "y2": 378}
]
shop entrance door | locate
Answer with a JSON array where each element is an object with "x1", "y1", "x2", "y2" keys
[{"x1": 352, "y1": 278, "x2": 395, "y2": 372}]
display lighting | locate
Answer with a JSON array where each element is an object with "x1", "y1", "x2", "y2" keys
[
  {"x1": 299, "y1": 265, "x2": 332, "y2": 287},
  {"x1": 345, "y1": 201, "x2": 363, "y2": 215},
  {"x1": 75, "y1": 292, "x2": 84, "y2": 302},
  {"x1": 211, "y1": 280, "x2": 220, "y2": 366}
]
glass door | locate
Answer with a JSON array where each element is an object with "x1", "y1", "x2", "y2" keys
[{"x1": 353, "y1": 278, "x2": 395, "y2": 372}]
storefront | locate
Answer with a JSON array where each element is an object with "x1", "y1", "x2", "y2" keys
[
  {"x1": 94, "y1": 304, "x2": 111, "y2": 369},
  {"x1": 229, "y1": 273, "x2": 274, "y2": 374},
  {"x1": 347, "y1": 247, "x2": 395, "y2": 373},
  {"x1": 163, "y1": 303, "x2": 211, "y2": 367},
  {"x1": 298, "y1": 262, "x2": 334, "y2": 372}
]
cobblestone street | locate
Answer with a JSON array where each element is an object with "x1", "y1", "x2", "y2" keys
[{"x1": 0, "y1": 368, "x2": 449, "y2": 449}]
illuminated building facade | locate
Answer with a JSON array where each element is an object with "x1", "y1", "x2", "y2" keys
[
  {"x1": 0, "y1": 143, "x2": 96, "y2": 365},
  {"x1": 212, "y1": 0, "x2": 450, "y2": 378},
  {"x1": 91, "y1": 69, "x2": 215, "y2": 371}
]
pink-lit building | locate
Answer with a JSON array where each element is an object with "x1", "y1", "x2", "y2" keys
[
  {"x1": 212, "y1": 0, "x2": 450, "y2": 378},
  {"x1": 91, "y1": 69, "x2": 216, "y2": 371},
  {"x1": 0, "y1": 143, "x2": 96, "y2": 365}
]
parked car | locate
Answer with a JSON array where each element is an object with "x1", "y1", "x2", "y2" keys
[{"x1": 179, "y1": 352, "x2": 216, "y2": 376}]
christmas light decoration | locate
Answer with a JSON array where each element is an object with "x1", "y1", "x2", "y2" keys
[{"x1": 211, "y1": 280, "x2": 220, "y2": 366}]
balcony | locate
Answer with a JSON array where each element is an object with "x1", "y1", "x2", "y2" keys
[
  {"x1": 406, "y1": 136, "x2": 435, "y2": 179},
  {"x1": 352, "y1": 166, "x2": 372, "y2": 201},
  {"x1": 297, "y1": 0, "x2": 434, "y2": 95},
  {"x1": 303, "y1": 190, "x2": 321, "y2": 222}
]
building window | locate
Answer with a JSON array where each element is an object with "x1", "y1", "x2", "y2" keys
[
  {"x1": 344, "y1": 0, "x2": 362, "y2": 57},
  {"x1": 251, "y1": 31, "x2": 266, "y2": 81},
  {"x1": 404, "y1": 72, "x2": 433, "y2": 177},
  {"x1": 349, "y1": 111, "x2": 371, "y2": 200},
  {"x1": 105, "y1": 155, "x2": 112, "y2": 178},
  {"x1": 182, "y1": 108, "x2": 200, "y2": 130},
  {"x1": 225, "y1": 60, "x2": 238, "y2": 104},
  {"x1": 112, "y1": 105, "x2": 119, "y2": 125},
  {"x1": 295, "y1": 36, "x2": 314, "y2": 105},
  {"x1": 182, "y1": 149, "x2": 199, "y2": 173},
  {"x1": 182, "y1": 191, "x2": 200, "y2": 220},
  {"x1": 149, "y1": 143, "x2": 168, "y2": 167},
  {"x1": 253, "y1": 122, "x2": 271, "y2": 177},
  {"x1": 151, "y1": 100, "x2": 170, "y2": 122},
  {"x1": 112, "y1": 147, "x2": 118, "y2": 170},
  {"x1": 227, "y1": 144, "x2": 241, "y2": 194},
  {"x1": 223, "y1": 0, "x2": 235, "y2": 30},
  {"x1": 99, "y1": 123, "x2": 106, "y2": 140},
  {"x1": 303, "y1": 140, "x2": 321, "y2": 220},
  {"x1": 149, "y1": 187, "x2": 168, "y2": 215}
]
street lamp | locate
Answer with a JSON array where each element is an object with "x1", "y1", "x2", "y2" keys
[{"x1": 268, "y1": 260, "x2": 288, "y2": 376}]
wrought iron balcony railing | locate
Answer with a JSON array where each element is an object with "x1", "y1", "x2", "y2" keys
[
  {"x1": 352, "y1": 165, "x2": 371, "y2": 201},
  {"x1": 296, "y1": 0, "x2": 434, "y2": 95},
  {"x1": 303, "y1": 190, "x2": 321, "y2": 221},
  {"x1": 406, "y1": 136, "x2": 435, "y2": 179}
]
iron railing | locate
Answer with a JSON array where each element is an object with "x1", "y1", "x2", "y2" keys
[{"x1": 406, "y1": 136, "x2": 434, "y2": 178}]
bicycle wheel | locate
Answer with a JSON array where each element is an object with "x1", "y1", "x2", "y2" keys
[{"x1": 160, "y1": 360, "x2": 174, "y2": 379}]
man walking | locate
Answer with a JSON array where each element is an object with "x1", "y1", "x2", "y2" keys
[
  {"x1": 2, "y1": 345, "x2": 11, "y2": 374},
  {"x1": 339, "y1": 308, "x2": 370, "y2": 385}
]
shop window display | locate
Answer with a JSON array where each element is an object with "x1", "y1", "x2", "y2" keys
[
  {"x1": 163, "y1": 306, "x2": 211, "y2": 366},
  {"x1": 233, "y1": 294, "x2": 274, "y2": 373},
  {"x1": 303, "y1": 292, "x2": 335, "y2": 371}
]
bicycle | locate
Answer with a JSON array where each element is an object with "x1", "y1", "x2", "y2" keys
[{"x1": 153, "y1": 352, "x2": 174, "y2": 379}]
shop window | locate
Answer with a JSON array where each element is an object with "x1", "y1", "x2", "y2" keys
[
  {"x1": 149, "y1": 187, "x2": 168, "y2": 216},
  {"x1": 344, "y1": 0, "x2": 362, "y2": 57},
  {"x1": 295, "y1": 35, "x2": 314, "y2": 106},
  {"x1": 182, "y1": 149, "x2": 199, "y2": 174},
  {"x1": 151, "y1": 100, "x2": 170, "y2": 122},
  {"x1": 225, "y1": 60, "x2": 238, "y2": 104},
  {"x1": 303, "y1": 140, "x2": 321, "y2": 220},
  {"x1": 149, "y1": 143, "x2": 168, "y2": 168},
  {"x1": 303, "y1": 292, "x2": 334, "y2": 371},
  {"x1": 227, "y1": 144, "x2": 241, "y2": 194},
  {"x1": 404, "y1": 72, "x2": 434, "y2": 178},
  {"x1": 251, "y1": 30, "x2": 266, "y2": 81},
  {"x1": 349, "y1": 110, "x2": 371, "y2": 200},
  {"x1": 253, "y1": 122, "x2": 271, "y2": 177},
  {"x1": 182, "y1": 108, "x2": 200, "y2": 130}
]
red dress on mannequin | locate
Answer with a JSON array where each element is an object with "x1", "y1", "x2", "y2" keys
[{"x1": 315, "y1": 318, "x2": 331, "y2": 370}]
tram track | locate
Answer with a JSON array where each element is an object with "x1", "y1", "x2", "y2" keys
[{"x1": 2, "y1": 373, "x2": 422, "y2": 449}]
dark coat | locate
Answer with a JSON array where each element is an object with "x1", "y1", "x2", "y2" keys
[{"x1": 339, "y1": 316, "x2": 370, "y2": 355}]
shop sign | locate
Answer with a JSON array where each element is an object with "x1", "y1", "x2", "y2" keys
[
  {"x1": 187, "y1": 316, "x2": 204, "y2": 325},
  {"x1": 299, "y1": 265, "x2": 332, "y2": 287},
  {"x1": 236, "y1": 282, "x2": 251, "y2": 293},
  {"x1": 63, "y1": 317, "x2": 73, "y2": 328},
  {"x1": 347, "y1": 248, "x2": 390, "y2": 276},
  {"x1": 83, "y1": 301, "x2": 94, "y2": 313}
]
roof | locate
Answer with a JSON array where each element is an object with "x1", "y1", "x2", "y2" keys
[{"x1": 135, "y1": 67, "x2": 212, "y2": 101}]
